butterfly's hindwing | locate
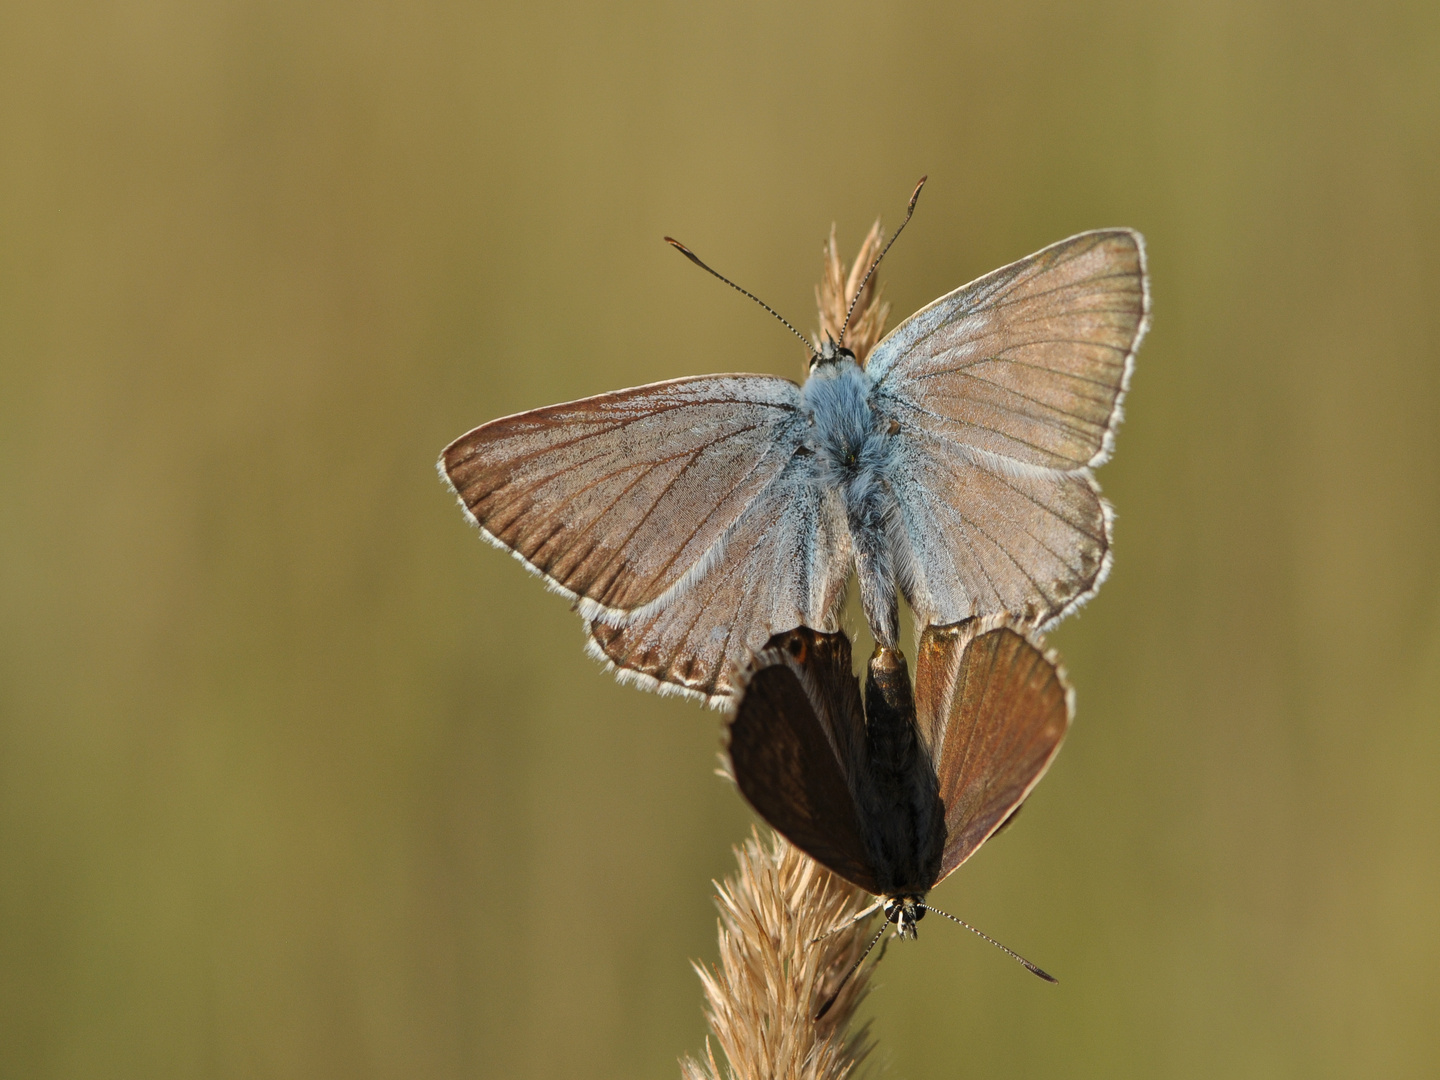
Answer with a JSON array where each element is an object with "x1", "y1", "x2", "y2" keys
[
  {"x1": 888, "y1": 430, "x2": 1113, "y2": 629},
  {"x1": 586, "y1": 454, "x2": 850, "y2": 704},
  {"x1": 914, "y1": 620, "x2": 1072, "y2": 883},
  {"x1": 727, "y1": 629, "x2": 879, "y2": 892}
]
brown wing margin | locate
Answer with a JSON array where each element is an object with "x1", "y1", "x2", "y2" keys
[
  {"x1": 914, "y1": 619, "x2": 1073, "y2": 883},
  {"x1": 726, "y1": 629, "x2": 878, "y2": 893}
]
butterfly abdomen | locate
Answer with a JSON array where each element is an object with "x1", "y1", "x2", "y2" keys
[
  {"x1": 801, "y1": 359, "x2": 902, "y2": 645},
  {"x1": 859, "y1": 647, "x2": 946, "y2": 894}
]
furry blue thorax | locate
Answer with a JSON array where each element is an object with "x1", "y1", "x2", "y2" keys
[{"x1": 801, "y1": 359, "x2": 885, "y2": 492}]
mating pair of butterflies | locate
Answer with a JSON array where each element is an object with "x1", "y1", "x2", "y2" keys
[{"x1": 441, "y1": 196, "x2": 1147, "y2": 989}]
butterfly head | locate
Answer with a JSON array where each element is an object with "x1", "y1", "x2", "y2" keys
[
  {"x1": 811, "y1": 335, "x2": 857, "y2": 372},
  {"x1": 883, "y1": 894, "x2": 927, "y2": 940}
]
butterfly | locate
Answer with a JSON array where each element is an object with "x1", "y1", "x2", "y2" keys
[
  {"x1": 725, "y1": 618, "x2": 1072, "y2": 1013},
  {"x1": 440, "y1": 184, "x2": 1147, "y2": 706}
]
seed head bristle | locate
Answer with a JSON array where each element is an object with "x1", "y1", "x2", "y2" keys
[
  {"x1": 813, "y1": 221, "x2": 892, "y2": 366},
  {"x1": 681, "y1": 828, "x2": 879, "y2": 1080}
]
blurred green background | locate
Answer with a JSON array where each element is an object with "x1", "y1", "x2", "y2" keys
[{"x1": 2, "y1": 1, "x2": 1438, "y2": 1077}]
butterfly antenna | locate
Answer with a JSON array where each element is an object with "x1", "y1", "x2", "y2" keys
[
  {"x1": 920, "y1": 904, "x2": 1057, "y2": 983},
  {"x1": 814, "y1": 920, "x2": 888, "y2": 1021},
  {"x1": 664, "y1": 237, "x2": 816, "y2": 358},
  {"x1": 838, "y1": 175, "x2": 927, "y2": 348}
]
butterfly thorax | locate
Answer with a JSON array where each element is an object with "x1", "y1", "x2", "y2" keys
[
  {"x1": 801, "y1": 358, "x2": 902, "y2": 646},
  {"x1": 857, "y1": 647, "x2": 946, "y2": 896}
]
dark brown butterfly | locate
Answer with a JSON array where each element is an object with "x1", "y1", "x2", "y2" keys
[
  {"x1": 440, "y1": 187, "x2": 1147, "y2": 706},
  {"x1": 726, "y1": 617, "x2": 1072, "y2": 1015}
]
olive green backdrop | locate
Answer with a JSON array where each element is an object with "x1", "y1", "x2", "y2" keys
[{"x1": 2, "y1": 1, "x2": 1438, "y2": 1077}]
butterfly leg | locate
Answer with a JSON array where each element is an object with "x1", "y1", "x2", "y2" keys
[{"x1": 809, "y1": 897, "x2": 883, "y2": 945}]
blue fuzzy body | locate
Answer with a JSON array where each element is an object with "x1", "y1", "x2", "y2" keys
[{"x1": 801, "y1": 358, "x2": 902, "y2": 646}]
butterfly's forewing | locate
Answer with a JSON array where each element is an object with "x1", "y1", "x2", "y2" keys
[
  {"x1": 440, "y1": 375, "x2": 804, "y2": 620},
  {"x1": 868, "y1": 229, "x2": 1148, "y2": 471},
  {"x1": 727, "y1": 628, "x2": 878, "y2": 893},
  {"x1": 914, "y1": 620, "x2": 1072, "y2": 883},
  {"x1": 586, "y1": 457, "x2": 851, "y2": 704}
]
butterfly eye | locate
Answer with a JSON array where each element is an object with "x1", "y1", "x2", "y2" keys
[{"x1": 786, "y1": 636, "x2": 808, "y2": 662}]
